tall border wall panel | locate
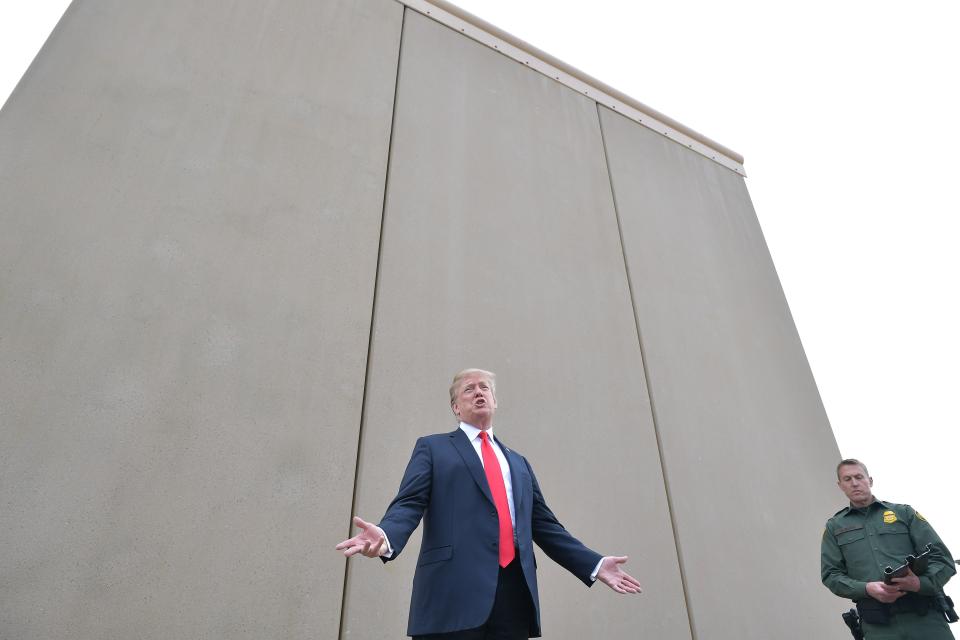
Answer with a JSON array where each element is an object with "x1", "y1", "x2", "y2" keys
[
  {"x1": 342, "y1": 10, "x2": 689, "y2": 639},
  {"x1": 598, "y1": 106, "x2": 843, "y2": 638},
  {"x1": 0, "y1": 0, "x2": 402, "y2": 637},
  {"x1": 0, "y1": 1, "x2": 843, "y2": 639}
]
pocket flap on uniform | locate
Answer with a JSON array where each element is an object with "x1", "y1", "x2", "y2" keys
[
  {"x1": 836, "y1": 527, "x2": 866, "y2": 545},
  {"x1": 877, "y1": 523, "x2": 909, "y2": 536},
  {"x1": 418, "y1": 545, "x2": 453, "y2": 566}
]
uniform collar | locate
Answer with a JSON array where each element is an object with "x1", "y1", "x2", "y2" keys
[{"x1": 836, "y1": 498, "x2": 891, "y2": 516}]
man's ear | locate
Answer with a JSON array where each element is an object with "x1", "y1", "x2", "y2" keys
[{"x1": 868, "y1": 476, "x2": 874, "y2": 487}]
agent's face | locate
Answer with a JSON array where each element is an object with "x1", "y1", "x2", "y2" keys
[
  {"x1": 837, "y1": 464, "x2": 874, "y2": 507},
  {"x1": 452, "y1": 373, "x2": 497, "y2": 429}
]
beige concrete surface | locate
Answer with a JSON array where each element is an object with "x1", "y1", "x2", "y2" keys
[
  {"x1": 0, "y1": 0, "x2": 402, "y2": 638},
  {"x1": 599, "y1": 105, "x2": 843, "y2": 639},
  {"x1": 1, "y1": 1, "x2": 849, "y2": 638},
  {"x1": 340, "y1": 10, "x2": 690, "y2": 639}
]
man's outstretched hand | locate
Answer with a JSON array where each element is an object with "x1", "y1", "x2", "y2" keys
[
  {"x1": 596, "y1": 556, "x2": 642, "y2": 594},
  {"x1": 336, "y1": 516, "x2": 388, "y2": 558}
]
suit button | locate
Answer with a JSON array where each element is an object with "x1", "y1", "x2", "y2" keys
[{"x1": 491, "y1": 541, "x2": 497, "y2": 548}]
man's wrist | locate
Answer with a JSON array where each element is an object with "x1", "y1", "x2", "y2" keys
[
  {"x1": 917, "y1": 576, "x2": 935, "y2": 595},
  {"x1": 381, "y1": 530, "x2": 394, "y2": 558},
  {"x1": 590, "y1": 557, "x2": 605, "y2": 582}
]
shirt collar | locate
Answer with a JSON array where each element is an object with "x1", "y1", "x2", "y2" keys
[
  {"x1": 459, "y1": 421, "x2": 495, "y2": 443},
  {"x1": 844, "y1": 498, "x2": 890, "y2": 514}
]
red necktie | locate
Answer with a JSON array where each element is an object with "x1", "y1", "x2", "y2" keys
[{"x1": 480, "y1": 431, "x2": 515, "y2": 567}]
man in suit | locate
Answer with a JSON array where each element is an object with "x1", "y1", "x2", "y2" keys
[{"x1": 336, "y1": 368, "x2": 641, "y2": 639}]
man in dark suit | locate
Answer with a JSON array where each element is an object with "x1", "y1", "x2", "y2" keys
[{"x1": 336, "y1": 368, "x2": 641, "y2": 639}]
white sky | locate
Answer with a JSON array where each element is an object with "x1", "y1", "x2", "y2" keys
[{"x1": 2, "y1": 0, "x2": 957, "y2": 580}]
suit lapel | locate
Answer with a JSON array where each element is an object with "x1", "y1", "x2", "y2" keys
[{"x1": 449, "y1": 428, "x2": 494, "y2": 506}]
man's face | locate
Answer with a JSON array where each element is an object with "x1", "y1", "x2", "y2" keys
[
  {"x1": 452, "y1": 373, "x2": 497, "y2": 428},
  {"x1": 837, "y1": 464, "x2": 874, "y2": 507}
]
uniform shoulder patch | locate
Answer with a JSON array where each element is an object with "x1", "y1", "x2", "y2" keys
[{"x1": 900, "y1": 504, "x2": 928, "y2": 522}]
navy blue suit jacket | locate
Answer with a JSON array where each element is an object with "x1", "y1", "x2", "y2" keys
[{"x1": 378, "y1": 428, "x2": 602, "y2": 637}]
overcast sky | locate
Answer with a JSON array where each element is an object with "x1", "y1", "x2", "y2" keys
[{"x1": 2, "y1": 0, "x2": 957, "y2": 575}]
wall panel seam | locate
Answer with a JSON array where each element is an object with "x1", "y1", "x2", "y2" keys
[
  {"x1": 337, "y1": 7, "x2": 407, "y2": 639},
  {"x1": 595, "y1": 104, "x2": 698, "y2": 640}
]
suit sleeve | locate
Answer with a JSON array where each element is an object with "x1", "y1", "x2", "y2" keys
[
  {"x1": 820, "y1": 524, "x2": 867, "y2": 599},
  {"x1": 904, "y1": 505, "x2": 956, "y2": 595},
  {"x1": 526, "y1": 457, "x2": 603, "y2": 587},
  {"x1": 378, "y1": 437, "x2": 433, "y2": 563}
]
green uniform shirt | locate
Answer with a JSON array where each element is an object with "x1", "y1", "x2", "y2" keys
[{"x1": 821, "y1": 499, "x2": 956, "y2": 600}]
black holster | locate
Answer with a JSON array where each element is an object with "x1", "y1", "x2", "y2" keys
[
  {"x1": 934, "y1": 593, "x2": 959, "y2": 623},
  {"x1": 841, "y1": 607, "x2": 865, "y2": 640}
]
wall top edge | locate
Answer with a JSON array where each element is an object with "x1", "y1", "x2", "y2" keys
[{"x1": 396, "y1": 0, "x2": 746, "y2": 176}]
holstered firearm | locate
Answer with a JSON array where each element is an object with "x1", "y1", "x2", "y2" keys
[
  {"x1": 883, "y1": 543, "x2": 933, "y2": 584},
  {"x1": 842, "y1": 607, "x2": 864, "y2": 640},
  {"x1": 934, "y1": 593, "x2": 959, "y2": 623}
]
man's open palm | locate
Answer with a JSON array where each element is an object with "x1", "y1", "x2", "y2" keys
[
  {"x1": 596, "y1": 556, "x2": 642, "y2": 594},
  {"x1": 336, "y1": 516, "x2": 387, "y2": 558}
]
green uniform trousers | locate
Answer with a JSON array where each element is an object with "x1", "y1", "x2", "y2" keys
[{"x1": 862, "y1": 611, "x2": 954, "y2": 639}]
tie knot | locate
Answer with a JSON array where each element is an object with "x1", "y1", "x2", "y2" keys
[{"x1": 479, "y1": 431, "x2": 489, "y2": 443}]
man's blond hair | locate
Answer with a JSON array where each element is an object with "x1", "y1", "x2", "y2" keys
[{"x1": 449, "y1": 368, "x2": 497, "y2": 407}]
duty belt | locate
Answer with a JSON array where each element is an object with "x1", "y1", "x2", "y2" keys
[{"x1": 889, "y1": 594, "x2": 934, "y2": 615}]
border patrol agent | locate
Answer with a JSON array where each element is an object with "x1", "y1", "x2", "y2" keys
[{"x1": 822, "y1": 458, "x2": 956, "y2": 639}]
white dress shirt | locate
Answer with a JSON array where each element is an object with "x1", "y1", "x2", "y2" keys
[{"x1": 458, "y1": 422, "x2": 516, "y2": 528}]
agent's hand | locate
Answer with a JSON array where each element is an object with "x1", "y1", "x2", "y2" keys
[
  {"x1": 335, "y1": 516, "x2": 388, "y2": 558},
  {"x1": 866, "y1": 581, "x2": 905, "y2": 603},
  {"x1": 890, "y1": 567, "x2": 921, "y2": 593},
  {"x1": 596, "y1": 556, "x2": 642, "y2": 594}
]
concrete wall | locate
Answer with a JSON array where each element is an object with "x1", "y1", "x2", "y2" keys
[
  {"x1": 0, "y1": 1, "x2": 842, "y2": 639},
  {"x1": 598, "y1": 105, "x2": 843, "y2": 638},
  {"x1": 342, "y1": 11, "x2": 689, "y2": 639},
  {"x1": 0, "y1": 0, "x2": 402, "y2": 637}
]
